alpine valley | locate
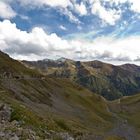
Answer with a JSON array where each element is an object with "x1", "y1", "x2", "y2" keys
[
  {"x1": 23, "y1": 58, "x2": 140, "y2": 100},
  {"x1": 0, "y1": 51, "x2": 140, "y2": 140}
]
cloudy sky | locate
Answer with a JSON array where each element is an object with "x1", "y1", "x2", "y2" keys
[{"x1": 0, "y1": 0, "x2": 140, "y2": 64}]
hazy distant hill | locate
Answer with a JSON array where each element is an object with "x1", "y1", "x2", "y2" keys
[{"x1": 23, "y1": 58, "x2": 140, "y2": 100}]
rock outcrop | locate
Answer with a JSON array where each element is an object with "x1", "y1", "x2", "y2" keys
[{"x1": 0, "y1": 103, "x2": 74, "y2": 140}]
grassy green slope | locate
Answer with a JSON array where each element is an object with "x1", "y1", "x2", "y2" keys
[
  {"x1": 0, "y1": 51, "x2": 115, "y2": 138},
  {"x1": 23, "y1": 59, "x2": 140, "y2": 100},
  {"x1": 109, "y1": 93, "x2": 140, "y2": 136},
  {"x1": 1, "y1": 51, "x2": 140, "y2": 139},
  {"x1": 0, "y1": 51, "x2": 41, "y2": 78},
  {"x1": 0, "y1": 78, "x2": 114, "y2": 134}
]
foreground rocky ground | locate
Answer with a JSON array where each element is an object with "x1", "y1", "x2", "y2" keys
[
  {"x1": 0, "y1": 51, "x2": 140, "y2": 140},
  {"x1": 0, "y1": 103, "x2": 75, "y2": 140},
  {"x1": 1, "y1": 103, "x2": 139, "y2": 140}
]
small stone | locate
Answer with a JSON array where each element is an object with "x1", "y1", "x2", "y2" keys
[
  {"x1": 10, "y1": 134, "x2": 19, "y2": 140},
  {"x1": 57, "y1": 132, "x2": 74, "y2": 140},
  {"x1": 11, "y1": 120, "x2": 19, "y2": 126},
  {"x1": 0, "y1": 132, "x2": 5, "y2": 137}
]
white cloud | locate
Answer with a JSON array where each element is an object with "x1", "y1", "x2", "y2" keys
[
  {"x1": 91, "y1": 0, "x2": 121, "y2": 25},
  {"x1": 2, "y1": 0, "x2": 140, "y2": 26},
  {"x1": 129, "y1": 0, "x2": 140, "y2": 13},
  {"x1": 14, "y1": 0, "x2": 80, "y2": 24},
  {"x1": 1, "y1": 0, "x2": 83, "y2": 24},
  {"x1": 103, "y1": 0, "x2": 140, "y2": 13},
  {"x1": 16, "y1": 0, "x2": 72, "y2": 8},
  {"x1": 0, "y1": 20, "x2": 140, "y2": 64},
  {"x1": 0, "y1": 1, "x2": 16, "y2": 19},
  {"x1": 0, "y1": 20, "x2": 73, "y2": 60},
  {"x1": 75, "y1": 2, "x2": 87, "y2": 16},
  {"x1": 59, "y1": 25, "x2": 67, "y2": 30},
  {"x1": 19, "y1": 15, "x2": 30, "y2": 20},
  {"x1": 102, "y1": 0, "x2": 127, "y2": 5},
  {"x1": 59, "y1": 8, "x2": 81, "y2": 24},
  {"x1": 88, "y1": 0, "x2": 140, "y2": 25}
]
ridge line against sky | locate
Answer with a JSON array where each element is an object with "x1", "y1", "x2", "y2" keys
[{"x1": 0, "y1": 0, "x2": 140, "y2": 64}]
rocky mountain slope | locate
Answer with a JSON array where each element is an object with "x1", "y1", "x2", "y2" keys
[
  {"x1": 0, "y1": 51, "x2": 113, "y2": 139},
  {"x1": 23, "y1": 58, "x2": 140, "y2": 100},
  {"x1": 0, "y1": 51, "x2": 140, "y2": 139}
]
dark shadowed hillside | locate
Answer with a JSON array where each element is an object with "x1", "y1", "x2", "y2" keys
[{"x1": 23, "y1": 58, "x2": 140, "y2": 100}]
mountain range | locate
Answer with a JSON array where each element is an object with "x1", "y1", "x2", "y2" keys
[
  {"x1": 23, "y1": 58, "x2": 140, "y2": 100},
  {"x1": 0, "y1": 51, "x2": 140, "y2": 139}
]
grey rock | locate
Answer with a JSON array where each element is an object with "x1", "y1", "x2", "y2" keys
[
  {"x1": 58, "y1": 132, "x2": 74, "y2": 140},
  {"x1": 10, "y1": 134, "x2": 19, "y2": 140},
  {"x1": 0, "y1": 104, "x2": 12, "y2": 122}
]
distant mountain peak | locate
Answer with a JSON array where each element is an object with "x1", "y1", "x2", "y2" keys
[
  {"x1": 42, "y1": 58, "x2": 54, "y2": 62},
  {"x1": 56, "y1": 57, "x2": 67, "y2": 62},
  {"x1": 41, "y1": 57, "x2": 72, "y2": 63}
]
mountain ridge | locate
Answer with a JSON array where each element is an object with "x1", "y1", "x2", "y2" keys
[
  {"x1": 0, "y1": 51, "x2": 140, "y2": 139},
  {"x1": 0, "y1": 51, "x2": 114, "y2": 139},
  {"x1": 23, "y1": 58, "x2": 140, "y2": 100}
]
